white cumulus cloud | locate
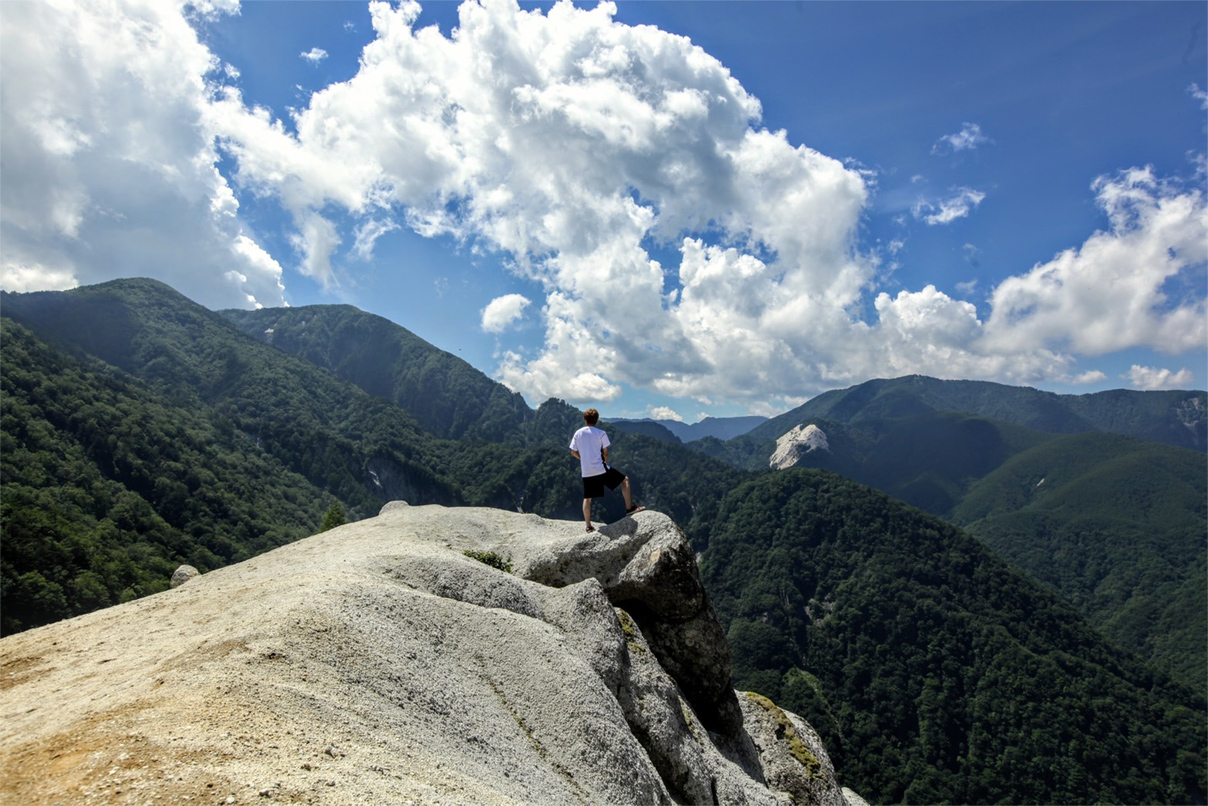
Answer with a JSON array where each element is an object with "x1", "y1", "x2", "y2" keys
[
  {"x1": 4, "y1": 0, "x2": 1203, "y2": 408},
  {"x1": 481, "y1": 293, "x2": 531, "y2": 333},
  {"x1": 1125, "y1": 365, "x2": 1195, "y2": 390},
  {"x1": 0, "y1": 0, "x2": 286, "y2": 309},
  {"x1": 1072, "y1": 370, "x2": 1108, "y2": 385},
  {"x1": 211, "y1": 0, "x2": 876, "y2": 404},
  {"x1": 984, "y1": 167, "x2": 1207, "y2": 356},
  {"x1": 301, "y1": 47, "x2": 328, "y2": 64},
  {"x1": 0, "y1": 261, "x2": 79, "y2": 293},
  {"x1": 199, "y1": 2, "x2": 1208, "y2": 403}
]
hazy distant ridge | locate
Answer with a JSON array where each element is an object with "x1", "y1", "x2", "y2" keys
[{"x1": 612, "y1": 415, "x2": 768, "y2": 443}]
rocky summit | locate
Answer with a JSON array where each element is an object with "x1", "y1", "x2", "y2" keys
[{"x1": 0, "y1": 504, "x2": 862, "y2": 805}]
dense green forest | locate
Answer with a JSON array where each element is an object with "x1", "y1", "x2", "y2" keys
[
  {"x1": 3, "y1": 278, "x2": 1206, "y2": 804},
  {"x1": 694, "y1": 403, "x2": 1207, "y2": 692},
  {"x1": 0, "y1": 319, "x2": 331, "y2": 631},
  {"x1": 702, "y1": 469, "x2": 1205, "y2": 804},
  {"x1": 221, "y1": 305, "x2": 534, "y2": 443}
]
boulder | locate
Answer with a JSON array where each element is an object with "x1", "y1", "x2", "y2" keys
[{"x1": 169, "y1": 564, "x2": 199, "y2": 588}]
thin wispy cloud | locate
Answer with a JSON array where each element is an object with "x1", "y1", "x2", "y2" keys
[
  {"x1": 352, "y1": 218, "x2": 400, "y2": 260},
  {"x1": 913, "y1": 188, "x2": 986, "y2": 225},
  {"x1": 1190, "y1": 83, "x2": 1208, "y2": 112},
  {"x1": 932, "y1": 122, "x2": 992, "y2": 155}
]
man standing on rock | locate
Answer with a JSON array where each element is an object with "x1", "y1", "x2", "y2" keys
[{"x1": 570, "y1": 408, "x2": 643, "y2": 532}]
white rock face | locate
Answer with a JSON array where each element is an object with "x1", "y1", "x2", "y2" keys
[
  {"x1": 770, "y1": 423, "x2": 830, "y2": 469},
  {"x1": 0, "y1": 503, "x2": 855, "y2": 806}
]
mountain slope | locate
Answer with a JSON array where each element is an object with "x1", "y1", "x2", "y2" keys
[
  {"x1": 0, "y1": 318, "x2": 335, "y2": 633},
  {"x1": 698, "y1": 382, "x2": 1207, "y2": 691},
  {"x1": 951, "y1": 432, "x2": 1208, "y2": 688},
  {"x1": 701, "y1": 411, "x2": 1053, "y2": 510},
  {"x1": 612, "y1": 416, "x2": 768, "y2": 443},
  {"x1": 1, "y1": 280, "x2": 463, "y2": 515},
  {"x1": 0, "y1": 281, "x2": 477, "y2": 635},
  {"x1": 700, "y1": 468, "x2": 1205, "y2": 805},
  {"x1": 217, "y1": 302, "x2": 751, "y2": 533},
  {"x1": 669, "y1": 415, "x2": 769, "y2": 442},
  {"x1": 3, "y1": 279, "x2": 1206, "y2": 805},
  {"x1": 221, "y1": 305, "x2": 533, "y2": 442}
]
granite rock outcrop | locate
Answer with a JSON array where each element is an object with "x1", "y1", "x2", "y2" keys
[
  {"x1": 1, "y1": 503, "x2": 856, "y2": 805},
  {"x1": 770, "y1": 423, "x2": 830, "y2": 470}
]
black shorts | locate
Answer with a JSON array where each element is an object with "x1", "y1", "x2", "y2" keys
[{"x1": 583, "y1": 467, "x2": 626, "y2": 498}]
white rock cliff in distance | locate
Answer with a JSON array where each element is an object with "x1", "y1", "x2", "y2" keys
[
  {"x1": 770, "y1": 423, "x2": 830, "y2": 470},
  {"x1": 1, "y1": 503, "x2": 861, "y2": 806}
]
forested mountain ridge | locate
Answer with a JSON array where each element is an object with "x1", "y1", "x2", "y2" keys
[
  {"x1": 1, "y1": 279, "x2": 466, "y2": 512},
  {"x1": 221, "y1": 305, "x2": 534, "y2": 443},
  {"x1": 4, "y1": 279, "x2": 1206, "y2": 804},
  {"x1": 0, "y1": 318, "x2": 334, "y2": 632},
  {"x1": 749, "y1": 374, "x2": 1206, "y2": 451},
  {"x1": 698, "y1": 410, "x2": 1052, "y2": 509},
  {"x1": 702, "y1": 468, "x2": 1205, "y2": 805}
]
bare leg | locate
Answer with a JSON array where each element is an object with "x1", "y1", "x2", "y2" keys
[{"x1": 583, "y1": 497, "x2": 594, "y2": 531}]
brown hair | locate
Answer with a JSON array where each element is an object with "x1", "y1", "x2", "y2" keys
[{"x1": 583, "y1": 408, "x2": 600, "y2": 425}]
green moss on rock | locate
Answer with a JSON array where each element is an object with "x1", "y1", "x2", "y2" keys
[{"x1": 745, "y1": 691, "x2": 824, "y2": 779}]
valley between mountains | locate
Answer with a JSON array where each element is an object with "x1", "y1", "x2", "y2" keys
[{"x1": 2, "y1": 278, "x2": 1204, "y2": 804}]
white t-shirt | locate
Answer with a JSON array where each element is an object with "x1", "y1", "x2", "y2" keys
[{"x1": 569, "y1": 425, "x2": 610, "y2": 478}]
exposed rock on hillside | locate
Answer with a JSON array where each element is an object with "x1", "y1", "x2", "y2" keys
[
  {"x1": 1, "y1": 504, "x2": 854, "y2": 805},
  {"x1": 169, "y1": 564, "x2": 200, "y2": 588},
  {"x1": 770, "y1": 424, "x2": 830, "y2": 469}
]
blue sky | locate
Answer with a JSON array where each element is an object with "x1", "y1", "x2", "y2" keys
[{"x1": 2, "y1": 1, "x2": 1205, "y2": 422}]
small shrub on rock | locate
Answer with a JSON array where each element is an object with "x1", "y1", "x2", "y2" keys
[{"x1": 462, "y1": 550, "x2": 513, "y2": 574}]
